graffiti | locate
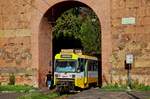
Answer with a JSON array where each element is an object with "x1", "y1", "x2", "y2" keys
[{"x1": 0, "y1": 42, "x2": 32, "y2": 65}]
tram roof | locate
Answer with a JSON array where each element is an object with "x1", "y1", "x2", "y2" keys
[
  {"x1": 55, "y1": 52, "x2": 98, "y2": 60},
  {"x1": 77, "y1": 54, "x2": 97, "y2": 60}
]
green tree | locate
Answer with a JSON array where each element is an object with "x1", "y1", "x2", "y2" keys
[
  {"x1": 53, "y1": 7, "x2": 101, "y2": 54},
  {"x1": 53, "y1": 8, "x2": 81, "y2": 38}
]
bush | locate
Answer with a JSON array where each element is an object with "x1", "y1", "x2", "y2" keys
[
  {"x1": 9, "y1": 73, "x2": 15, "y2": 85},
  {"x1": 131, "y1": 80, "x2": 150, "y2": 91},
  {"x1": 101, "y1": 80, "x2": 150, "y2": 91}
]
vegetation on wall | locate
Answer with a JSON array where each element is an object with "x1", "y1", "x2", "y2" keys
[{"x1": 9, "y1": 73, "x2": 15, "y2": 85}]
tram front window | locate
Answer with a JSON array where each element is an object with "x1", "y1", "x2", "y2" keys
[{"x1": 55, "y1": 60, "x2": 77, "y2": 72}]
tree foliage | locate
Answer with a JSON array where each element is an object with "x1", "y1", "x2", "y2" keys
[{"x1": 53, "y1": 7, "x2": 101, "y2": 54}]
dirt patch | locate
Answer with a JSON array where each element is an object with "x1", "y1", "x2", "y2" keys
[{"x1": 0, "y1": 93, "x2": 25, "y2": 99}]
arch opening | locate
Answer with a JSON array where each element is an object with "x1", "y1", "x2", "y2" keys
[{"x1": 39, "y1": 1, "x2": 102, "y2": 88}]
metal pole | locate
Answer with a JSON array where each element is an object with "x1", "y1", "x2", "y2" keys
[{"x1": 127, "y1": 64, "x2": 131, "y2": 89}]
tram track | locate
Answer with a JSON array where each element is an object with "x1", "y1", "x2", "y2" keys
[{"x1": 126, "y1": 91, "x2": 140, "y2": 99}]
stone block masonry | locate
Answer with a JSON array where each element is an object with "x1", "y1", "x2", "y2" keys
[
  {"x1": 0, "y1": 0, "x2": 150, "y2": 87},
  {"x1": 110, "y1": 0, "x2": 150, "y2": 85}
]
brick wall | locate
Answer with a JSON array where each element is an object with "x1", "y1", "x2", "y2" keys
[
  {"x1": 0, "y1": 0, "x2": 149, "y2": 87},
  {"x1": 110, "y1": 0, "x2": 150, "y2": 85},
  {"x1": 0, "y1": 0, "x2": 38, "y2": 86}
]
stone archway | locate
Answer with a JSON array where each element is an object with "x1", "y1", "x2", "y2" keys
[{"x1": 31, "y1": 0, "x2": 111, "y2": 88}]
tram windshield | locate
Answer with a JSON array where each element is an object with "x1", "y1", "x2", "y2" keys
[{"x1": 55, "y1": 60, "x2": 77, "y2": 72}]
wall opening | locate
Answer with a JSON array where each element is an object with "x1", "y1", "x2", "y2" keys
[{"x1": 39, "y1": 1, "x2": 102, "y2": 88}]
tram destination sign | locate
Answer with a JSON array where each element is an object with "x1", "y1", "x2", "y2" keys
[{"x1": 61, "y1": 54, "x2": 72, "y2": 58}]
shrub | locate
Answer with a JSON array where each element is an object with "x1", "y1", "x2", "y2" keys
[
  {"x1": 131, "y1": 80, "x2": 150, "y2": 91},
  {"x1": 102, "y1": 80, "x2": 150, "y2": 91},
  {"x1": 9, "y1": 73, "x2": 15, "y2": 85}
]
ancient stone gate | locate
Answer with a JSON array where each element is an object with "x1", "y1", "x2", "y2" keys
[
  {"x1": 0, "y1": 0, "x2": 150, "y2": 87},
  {"x1": 34, "y1": 0, "x2": 111, "y2": 87}
]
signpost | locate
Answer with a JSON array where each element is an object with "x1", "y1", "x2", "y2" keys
[{"x1": 125, "y1": 54, "x2": 133, "y2": 89}]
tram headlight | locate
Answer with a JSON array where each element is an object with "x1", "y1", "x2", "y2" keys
[
  {"x1": 72, "y1": 74, "x2": 75, "y2": 78},
  {"x1": 55, "y1": 74, "x2": 58, "y2": 78}
]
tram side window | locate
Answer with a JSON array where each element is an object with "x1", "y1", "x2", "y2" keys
[
  {"x1": 88, "y1": 60, "x2": 98, "y2": 71},
  {"x1": 78, "y1": 58, "x2": 85, "y2": 72},
  {"x1": 88, "y1": 60, "x2": 93, "y2": 71},
  {"x1": 93, "y1": 61, "x2": 98, "y2": 71}
]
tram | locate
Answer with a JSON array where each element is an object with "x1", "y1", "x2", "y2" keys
[{"x1": 54, "y1": 49, "x2": 98, "y2": 93}]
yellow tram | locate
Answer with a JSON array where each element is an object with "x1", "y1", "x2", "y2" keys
[{"x1": 54, "y1": 49, "x2": 98, "y2": 93}]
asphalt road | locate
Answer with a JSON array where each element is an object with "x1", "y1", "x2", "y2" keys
[
  {"x1": 0, "y1": 88, "x2": 150, "y2": 99},
  {"x1": 67, "y1": 88, "x2": 150, "y2": 99}
]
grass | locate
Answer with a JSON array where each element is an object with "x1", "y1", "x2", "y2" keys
[
  {"x1": 0, "y1": 85, "x2": 35, "y2": 93},
  {"x1": 131, "y1": 84, "x2": 150, "y2": 91},
  {"x1": 101, "y1": 83, "x2": 150, "y2": 91},
  {"x1": 0, "y1": 85, "x2": 66, "y2": 99},
  {"x1": 17, "y1": 92, "x2": 60, "y2": 99},
  {"x1": 101, "y1": 84, "x2": 127, "y2": 91}
]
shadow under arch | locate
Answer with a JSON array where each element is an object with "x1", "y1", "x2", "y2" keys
[{"x1": 38, "y1": 0, "x2": 102, "y2": 88}]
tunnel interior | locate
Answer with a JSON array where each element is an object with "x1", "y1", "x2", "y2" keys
[
  {"x1": 44, "y1": 1, "x2": 89, "y2": 55},
  {"x1": 43, "y1": 1, "x2": 102, "y2": 86},
  {"x1": 53, "y1": 35, "x2": 83, "y2": 55}
]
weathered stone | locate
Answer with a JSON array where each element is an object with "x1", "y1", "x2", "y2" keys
[
  {"x1": 146, "y1": 7, "x2": 150, "y2": 16},
  {"x1": 136, "y1": 17, "x2": 144, "y2": 26},
  {"x1": 124, "y1": 8, "x2": 137, "y2": 17},
  {"x1": 111, "y1": 9, "x2": 125, "y2": 19},
  {"x1": 111, "y1": 26, "x2": 125, "y2": 36},
  {"x1": 0, "y1": 0, "x2": 150, "y2": 87},
  {"x1": 111, "y1": 18, "x2": 121, "y2": 27},
  {"x1": 143, "y1": 25, "x2": 150, "y2": 34},
  {"x1": 111, "y1": 0, "x2": 150, "y2": 86},
  {"x1": 141, "y1": 0, "x2": 150, "y2": 7},
  {"x1": 124, "y1": 26, "x2": 136, "y2": 34},
  {"x1": 126, "y1": 0, "x2": 141, "y2": 8},
  {"x1": 137, "y1": 7, "x2": 146, "y2": 17},
  {"x1": 111, "y1": 0, "x2": 125, "y2": 10},
  {"x1": 143, "y1": 17, "x2": 150, "y2": 25},
  {"x1": 0, "y1": 37, "x2": 32, "y2": 67},
  {"x1": 136, "y1": 26, "x2": 145, "y2": 34}
]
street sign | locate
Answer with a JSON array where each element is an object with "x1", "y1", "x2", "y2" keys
[
  {"x1": 125, "y1": 54, "x2": 133, "y2": 88},
  {"x1": 122, "y1": 17, "x2": 136, "y2": 25},
  {"x1": 126, "y1": 54, "x2": 134, "y2": 64}
]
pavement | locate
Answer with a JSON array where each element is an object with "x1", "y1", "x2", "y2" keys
[{"x1": 67, "y1": 88, "x2": 150, "y2": 99}]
